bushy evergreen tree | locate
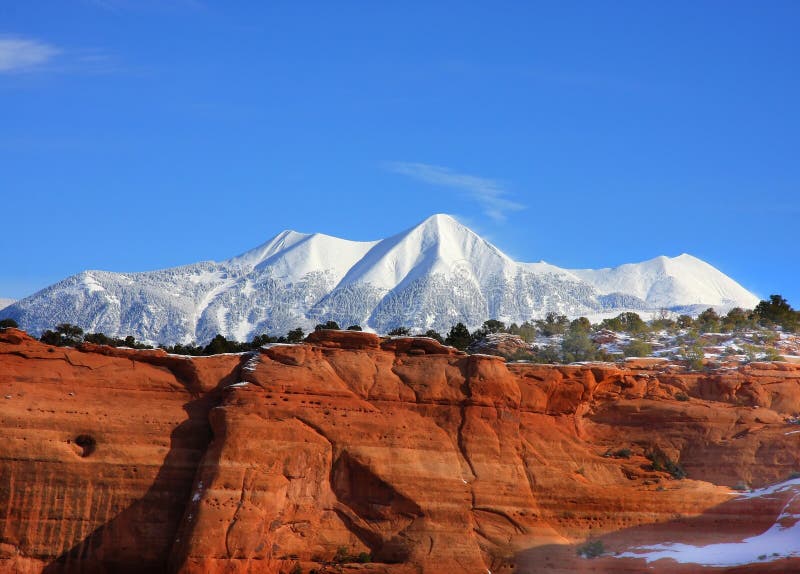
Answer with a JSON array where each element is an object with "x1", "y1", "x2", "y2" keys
[
  {"x1": 623, "y1": 339, "x2": 653, "y2": 357},
  {"x1": 754, "y1": 294, "x2": 799, "y2": 332},
  {"x1": 40, "y1": 323, "x2": 84, "y2": 346},
  {"x1": 445, "y1": 322, "x2": 471, "y2": 350},
  {"x1": 696, "y1": 308, "x2": 721, "y2": 333},
  {"x1": 530, "y1": 344, "x2": 561, "y2": 363},
  {"x1": 250, "y1": 333, "x2": 277, "y2": 347},
  {"x1": 600, "y1": 312, "x2": 647, "y2": 334},
  {"x1": 82, "y1": 332, "x2": 152, "y2": 349},
  {"x1": 650, "y1": 309, "x2": 676, "y2": 332},
  {"x1": 482, "y1": 319, "x2": 506, "y2": 334},
  {"x1": 286, "y1": 327, "x2": 305, "y2": 343},
  {"x1": 509, "y1": 320, "x2": 537, "y2": 342},
  {"x1": 202, "y1": 334, "x2": 247, "y2": 355},
  {"x1": 721, "y1": 307, "x2": 755, "y2": 332},
  {"x1": 535, "y1": 312, "x2": 569, "y2": 336},
  {"x1": 421, "y1": 329, "x2": 444, "y2": 343},
  {"x1": 561, "y1": 318, "x2": 598, "y2": 362}
]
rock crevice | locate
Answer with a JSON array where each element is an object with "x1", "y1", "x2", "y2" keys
[{"x1": 1, "y1": 328, "x2": 799, "y2": 573}]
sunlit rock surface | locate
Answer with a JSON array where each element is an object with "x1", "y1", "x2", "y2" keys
[{"x1": 1, "y1": 328, "x2": 799, "y2": 573}]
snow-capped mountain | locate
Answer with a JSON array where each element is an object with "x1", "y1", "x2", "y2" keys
[
  {"x1": 0, "y1": 214, "x2": 760, "y2": 344},
  {"x1": 0, "y1": 299, "x2": 15, "y2": 311}
]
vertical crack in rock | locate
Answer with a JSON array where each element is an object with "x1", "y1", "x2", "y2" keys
[
  {"x1": 166, "y1": 352, "x2": 254, "y2": 572},
  {"x1": 6, "y1": 330, "x2": 800, "y2": 573},
  {"x1": 34, "y1": 349, "x2": 250, "y2": 574},
  {"x1": 224, "y1": 470, "x2": 251, "y2": 559}
]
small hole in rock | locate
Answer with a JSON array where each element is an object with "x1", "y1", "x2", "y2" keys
[{"x1": 73, "y1": 434, "x2": 96, "y2": 457}]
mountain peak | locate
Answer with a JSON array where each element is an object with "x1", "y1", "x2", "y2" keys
[
  {"x1": 415, "y1": 212, "x2": 459, "y2": 227},
  {"x1": 0, "y1": 217, "x2": 760, "y2": 344},
  {"x1": 405, "y1": 213, "x2": 475, "y2": 240}
]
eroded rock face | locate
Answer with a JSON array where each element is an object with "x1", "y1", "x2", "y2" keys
[
  {"x1": 467, "y1": 332, "x2": 531, "y2": 358},
  {"x1": 1, "y1": 328, "x2": 799, "y2": 573}
]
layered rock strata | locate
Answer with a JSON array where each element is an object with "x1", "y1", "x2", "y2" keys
[{"x1": 1, "y1": 328, "x2": 799, "y2": 573}]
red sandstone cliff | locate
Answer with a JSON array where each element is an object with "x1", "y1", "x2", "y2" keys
[{"x1": 1, "y1": 328, "x2": 799, "y2": 573}]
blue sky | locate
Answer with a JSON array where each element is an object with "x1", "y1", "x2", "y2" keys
[{"x1": 1, "y1": 1, "x2": 798, "y2": 307}]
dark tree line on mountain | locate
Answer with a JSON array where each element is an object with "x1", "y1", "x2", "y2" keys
[
  {"x1": 378, "y1": 294, "x2": 800, "y2": 363},
  {"x1": 38, "y1": 323, "x2": 155, "y2": 349},
  {"x1": 163, "y1": 327, "x2": 307, "y2": 355},
  {"x1": 34, "y1": 323, "x2": 308, "y2": 355},
  {"x1": 24, "y1": 294, "x2": 799, "y2": 361}
]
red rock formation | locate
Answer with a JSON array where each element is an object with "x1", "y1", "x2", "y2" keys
[{"x1": 1, "y1": 328, "x2": 799, "y2": 573}]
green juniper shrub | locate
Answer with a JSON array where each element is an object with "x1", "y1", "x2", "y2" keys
[
  {"x1": 535, "y1": 312, "x2": 569, "y2": 336},
  {"x1": 530, "y1": 344, "x2": 562, "y2": 364},
  {"x1": 40, "y1": 323, "x2": 84, "y2": 347},
  {"x1": 83, "y1": 332, "x2": 152, "y2": 349},
  {"x1": 600, "y1": 312, "x2": 647, "y2": 335},
  {"x1": 650, "y1": 309, "x2": 676, "y2": 332},
  {"x1": 754, "y1": 294, "x2": 799, "y2": 332},
  {"x1": 506, "y1": 320, "x2": 537, "y2": 342},
  {"x1": 682, "y1": 343, "x2": 706, "y2": 371},
  {"x1": 202, "y1": 334, "x2": 246, "y2": 355},
  {"x1": 250, "y1": 333, "x2": 278, "y2": 347},
  {"x1": 603, "y1": 448, "x2": 632, "y2": 459},
  {"x1": 696, "y1": 308, "x2": 722, "y2": 333},
  {"x1": 561, "y1": 318, "x2": 599, "y2": 362},
  {"x1": 481, "y1": 319, "x2": 507, "y2": 334},
  {"x1": 422, "y1": 329, "x2": 444, "y2": 343},
  {"x1": 445, "y1": 322, "x2": 471, "y2": 350},
  {"x1": 646, "y1": 447, "x2": 686, "y2": 479},
  {"x1": 333, "y1": 546, "x2": 349, "y2": 563},
  {"x1": 161, "y1": 343, "x2": 204, "y2": 356},
  {"x1": 623, "y1": 339, "x2": 653, "y2": 357},
  {"x1": 387, "y1": 326, "x2": 411, "y2": 336},
  {"x1": 576, "y1": 540, "x2": 604, "y2": 559},
  {"x1": 0, "y1": 318, "x2": 18, "y2": 329},
  {"x1": 356, "y1": 552, "x2": 372, "y2": 563},
  {"x1": 721, "y1": 307, "x2": 755, "y2": 332},
  {"x1": 286, "y1": 328, "x2": 305, "y2": 343}
]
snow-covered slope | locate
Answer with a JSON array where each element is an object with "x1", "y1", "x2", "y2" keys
[
  {"x1": 0, "y1": 214, "x2": 760, "y2": 344},
  {"x1": 0, "y1": 298, "x2": 15, "y2": 311},
  {"x1": 617, "y1": 477, "x2": 800, "y2": 567},
  {"x1": 570, "y1": 254, "x2": 760, "y2": 311}
]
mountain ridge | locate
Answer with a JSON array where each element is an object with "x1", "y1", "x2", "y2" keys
[{"x1": 0, "y1": 214, "x2": 760, "y2": 344}]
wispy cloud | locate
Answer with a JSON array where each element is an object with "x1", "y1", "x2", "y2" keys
[
  {"x1": 385, "y1": 161, "x2": 525, "y2": 222},
  {"x1": 0, "y1": 36, "x2": 60, "y2": 73}
]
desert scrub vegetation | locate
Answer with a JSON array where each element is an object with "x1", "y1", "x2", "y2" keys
[
  {"x1": 646, "y1": 447, "x2": 686, "y2": 479},
  {"x1": 25, "y1": 294, "x2": 798, "y2": 363},
  {"x1": 576, "y1": 539, "x2": 605, "y2": 559},
  {"x1": 603, "y1": 448, "x2": 632, "y2": 459}
]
